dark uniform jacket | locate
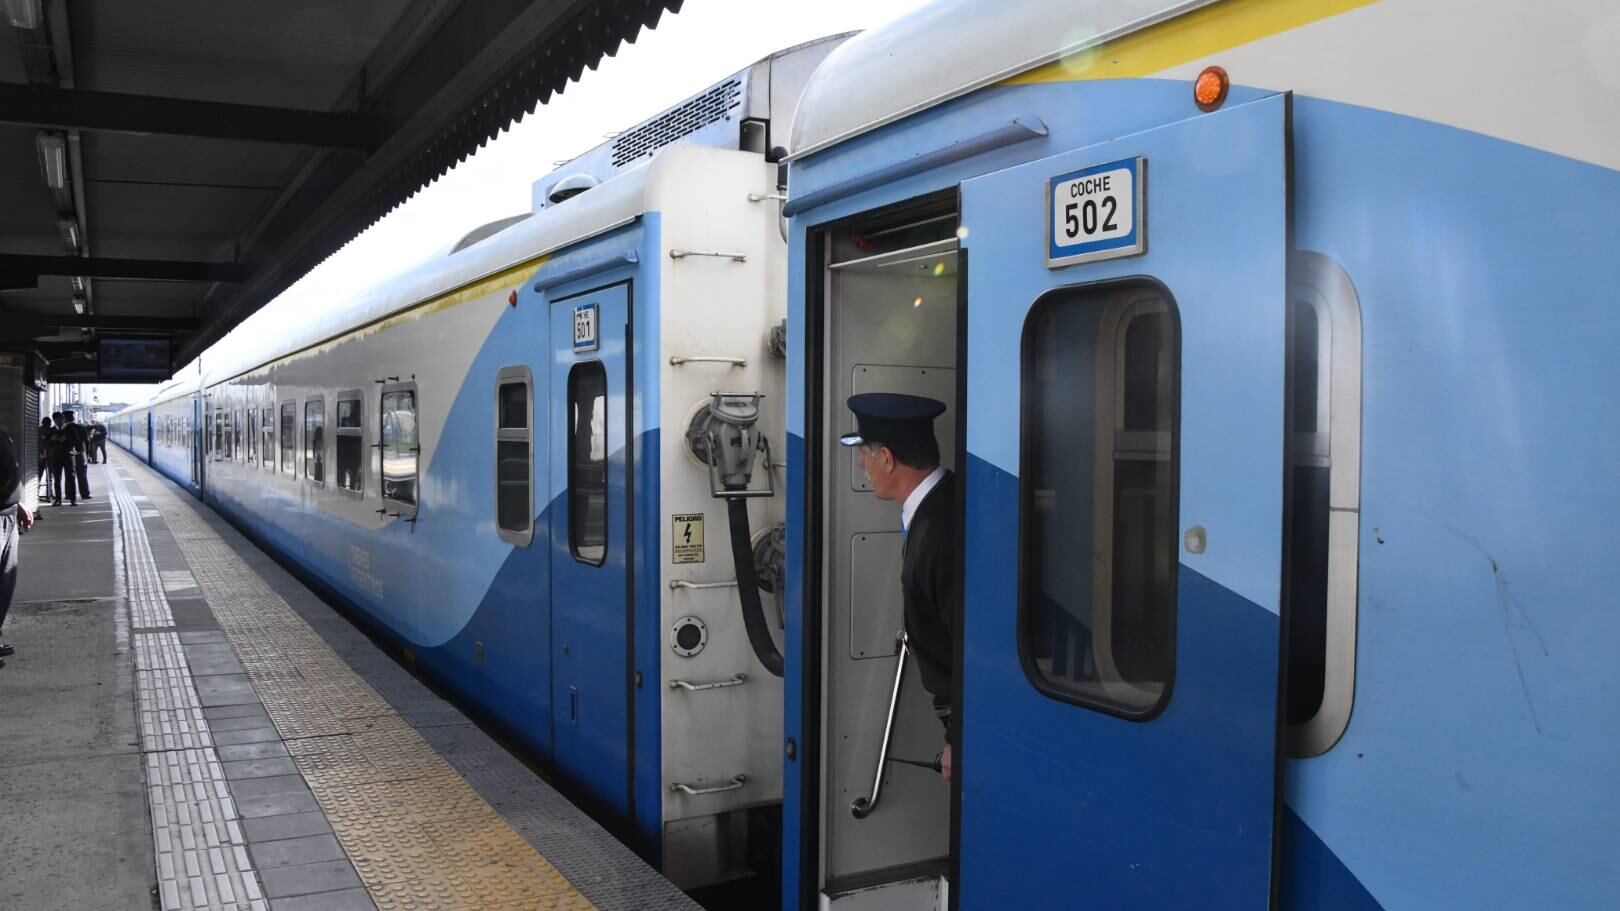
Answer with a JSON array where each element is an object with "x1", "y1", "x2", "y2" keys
[
  {"x1": 901, "y1": 470, "x2": 957, "y2": 731},
  {"x1": 1, "y1": 431, "x2": 19, "y2": 515},
  {"x1": 45, "y1": 424, "x2": 77, "y2": 463}
]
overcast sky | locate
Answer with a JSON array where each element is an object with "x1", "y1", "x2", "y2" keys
[{"x1": 71, "y1": 0, "x2": 932, "y2": 412}]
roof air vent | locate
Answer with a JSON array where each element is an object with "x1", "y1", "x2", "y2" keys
[{"x1": 547, "y1": 174, "x2": 599, "y2": 205}]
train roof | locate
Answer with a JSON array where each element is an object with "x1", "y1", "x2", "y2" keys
[
  {"x1": 789, "y1": 0, "x2": 1211, "y2": 159},
  {"x1": 197, "y1": 158, "x2": 657, "y2": 389}
]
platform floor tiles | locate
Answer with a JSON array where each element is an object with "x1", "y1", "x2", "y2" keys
[{"x1": 103, "y1": 452, "x2": 700, "y2": 911}]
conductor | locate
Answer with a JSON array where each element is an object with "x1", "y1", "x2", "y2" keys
[{"x1": 841, "y1": 393, "x2": 956, "y2": 780}]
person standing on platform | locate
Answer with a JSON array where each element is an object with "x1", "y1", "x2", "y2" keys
[
  {"x1": 90, "y1": 420, "x2": 108, "y2": 464},
  {"x1": 47, "y1": 412, "x2": 75, "y2": 507},
  {"x1": 840, "y1": 392, "x2": 958, "y2": 780},
  {"x1": 1, "y1": 427, "x2": 36, "y2": 665},
  {"x1": 35, "y1": 416, "x2": 52, "y2": 508},
  {"x1": 64, "y1": 411, "x2": 91, "y2": 500}
]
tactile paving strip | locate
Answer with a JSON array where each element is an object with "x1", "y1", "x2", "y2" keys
[
  {"x1": 109, "y1": 465, "x2": 177, "y2": 629},
  {"x1": 121, "y1": 457, "x2": 601, "y2": 911},
  {"x1": 111, "y1": 464, "x2": 267, "y2": 911}
]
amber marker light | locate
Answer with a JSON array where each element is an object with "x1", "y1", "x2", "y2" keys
[{"x1": 1194, "y1": 65, "x2": 1230, "y2": 112}]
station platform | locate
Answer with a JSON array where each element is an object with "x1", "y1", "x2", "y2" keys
[{"x1": 0, "y1": 452, "x2": 703, "y2": 911}]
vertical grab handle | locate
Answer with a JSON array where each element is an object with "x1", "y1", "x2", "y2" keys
[{"x1": 850, "y1": 631, "x2": 909, "y2": 819}]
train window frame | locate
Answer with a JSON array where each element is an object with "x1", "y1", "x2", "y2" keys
[
  {"x1": 233, "y1": 408, "x2": 243, "y2": 462},
  {"x1": 566, "y1": 361, "x2": 608, "y2": 566},
  {"x1": 493, "y1": 366, "x2": 534, "y2": 547},
  {"x1": 1285, "y1": 251, "x2": 1363, "y2": 758},
  {"x1": 279, "y1": 400, "x2": 296, "y2": 476},
  {"x1": 1017, "y1": 278, "x2": 1181, "y2": 722},
  {"x1": 304, "y1": 396, "x2": 326, "y2": 487},
  {"x1": 334, "y1": 390, "x2": 365, "y2": 498},
  {"x1": 379, "y1": 381, "x2": 420, "y2": 517},
  {"x1": 260, "y1": 407, "x2": 274, "y2": 470}
]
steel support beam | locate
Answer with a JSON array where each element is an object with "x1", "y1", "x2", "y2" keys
[
  {"x1": 0, "y1": 254, "x2": 250, "y2": 283},
  {"x1": 0, "y1": 313, "x2": 197, "y2": 334},
  {"x1": 0, "y1": 83, "x2": 378, "y2": 149}
]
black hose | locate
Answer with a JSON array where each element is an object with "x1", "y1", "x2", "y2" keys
[{"x1": 728, "y1": 497, "x2": 784, "y2": 677}]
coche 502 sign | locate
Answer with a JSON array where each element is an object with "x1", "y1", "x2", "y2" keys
[{"x1": 1047, "y1": 156, "x2": 1145, "y2": 268}]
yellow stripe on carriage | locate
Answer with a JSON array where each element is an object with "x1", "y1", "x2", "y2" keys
[{"x1": 1005, "y1": 0, "x2": 1380, "y2": 84}]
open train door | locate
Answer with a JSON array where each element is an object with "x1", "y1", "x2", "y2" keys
[{"x1": 954, "y1": 93, "x2": 1291, "y2": 909}]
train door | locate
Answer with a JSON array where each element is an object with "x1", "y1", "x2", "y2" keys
[
  {"x1": 192, "y1": 397, "x2": 203, "y2": 489},
  {"x1": 803, "y1": 194, "x2": 960, "y2": 909},
  {"x1": 548, "y1": 282, "x2": 634, "y2": 821},
  {"x1": 953, "y1": 94, "x2": 1291, "y2": 907}
]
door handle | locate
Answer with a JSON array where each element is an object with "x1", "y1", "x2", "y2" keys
[
  {"x1": 851, "y1": 630, "x2": 910, "y2": 820},
  {"x1": 569, "y1": 686, "x2": 578, "y2": 724},
  {"x1": 668, "y1": 673, "x2": 747, "y2": 692},
  {"x1": 669, "y1": 774, "x2": 747, "y2": 796}
]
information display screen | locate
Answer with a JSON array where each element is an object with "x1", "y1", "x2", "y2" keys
[{"x1": 99, "y1": 337, "x2": 172, "y2": 380}]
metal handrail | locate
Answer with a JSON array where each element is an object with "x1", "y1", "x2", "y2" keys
[{"x1": 851, "y1": 631, "x2": 909, "y2": 819}]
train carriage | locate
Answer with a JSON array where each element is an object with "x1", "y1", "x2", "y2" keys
[
  {"x1": 112, "y1": 35, "x2": 850, "y2": 890},
  {"x1": 779, "y1": 1, "x2": 1620, "y2": 909}
]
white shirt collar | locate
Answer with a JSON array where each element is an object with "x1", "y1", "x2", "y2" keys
[{"x1": 901, "y1": 466, "x2": 947, "y2": 532}]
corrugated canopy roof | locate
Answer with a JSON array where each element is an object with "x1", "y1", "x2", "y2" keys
[{"x1": 0, "y1": 0, "x2": 682, "y2": 379}]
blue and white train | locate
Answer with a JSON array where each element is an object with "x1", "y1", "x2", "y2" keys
[{"x1": 116, "y1": 0, "x2": 1620, "y2": 908}]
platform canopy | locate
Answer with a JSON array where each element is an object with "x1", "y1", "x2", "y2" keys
[{"x1": 0, "y1": 0, "x2": 682, "y2": 380}]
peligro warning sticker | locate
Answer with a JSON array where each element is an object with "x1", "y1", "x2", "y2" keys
[{"x1": 672, "y1": 513, "x2": 705, "y2": 564}]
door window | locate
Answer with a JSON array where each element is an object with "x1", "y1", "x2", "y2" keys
[
  {"x1": 260, "y1": 408, "x2": 274, "y2": 469},
  {"x1": 1021, "y1": 282, "x2": 1179, "y2": 718},
  {"x1": 567, "y1": 362, "x2": 607, "y2": 564},
  {"x1": 380, "y1": 386, "x2": 419, "y2": 509},
  {"x1": 280, "y1": 401, "x2": 296, "y2": 475}
]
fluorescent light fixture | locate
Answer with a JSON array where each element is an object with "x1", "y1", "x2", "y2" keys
[
  {"x1": 57, "y1": 217, "x2": 80, "y2": 250},
  {"x1": 4, "y1": 0, "x2": 42, "y2": 29},
  {"x1": 36, "y1": 131, "x2": 67, "y2": 190},
  {"x1": 70, "y1": 275, "x2": 85, "y2": 294},
  {"x1": 72, "y1": 294, "x2": 87, "y2": 315}
]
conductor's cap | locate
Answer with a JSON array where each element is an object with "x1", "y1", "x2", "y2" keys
[{"x1": 840, "y1": 393, "x2": 946, "y2": 448}]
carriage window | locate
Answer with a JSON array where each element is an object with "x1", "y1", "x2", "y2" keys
[
  {"x1": 567, "y1": 362, "x2": 607, "y2": 564},
  {"x1": 380, "y1": 387, "x2": 419, "y2": 509},
  {"x1": 495, "y1": 368, "x2": 534, "y2": 545},
  {"x1": 335, "y1": 393, "x2": 363, "y2": 494},
  {"x1": 304, "y1": 398, "x2": 325, "y2": 485},
  {"x1": 260, "y1": 407, "x2": 274, "y2": 469},
  {"x1": 233, "y1": 410, "x2": 243, "y2": 461},
  {"x1": 1021, "y1": 283, "x2": 1178, "y2": 718},
  {"x1": 247, "y1": 409, "x2": 258, "y2": 466},
  {"x1": 1286, "y1": 252, "x2": 1362, "y2": 757},
  {"x1": 280, "y1": 402, "x2": 296, "y2": 475}
]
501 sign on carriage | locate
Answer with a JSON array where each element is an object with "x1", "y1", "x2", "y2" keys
[{"x1": 1047, "y1": 156, "x2": 1145, "y2": 268}]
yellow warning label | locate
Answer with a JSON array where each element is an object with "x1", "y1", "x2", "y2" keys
[{"x1": 672, "y1": 513, "x2": 705, "y2": 564}]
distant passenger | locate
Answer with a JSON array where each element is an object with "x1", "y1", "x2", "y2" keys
[
  {"x1": 1, "y1": 426, "x2": 37, "y2": 665},
  {"x1": 842, "y1": 393, "x2": 957, "y2": 780},
  {"x1": 63, "y1": 411, "x2": 91, "y2": 500},
  {"x1": 35, "y1": 417, "x2": 51, "y2": 506},
  {"x1": 46, "y1": 412, "x2": 75, "y2": 507},
  {"x1": 88, "y1": 420, "x2": 107, "y2": 464}
]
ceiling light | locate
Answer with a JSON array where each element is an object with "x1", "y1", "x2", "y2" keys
[
  {"x1": 72, "y1": 293, "x2": 87, "y2": 315},
  {"x1": 58, "y1": 217, "x2": 80, "y2": 250},
  {"x1": 4, "y1": 0, "x2": 42, "y2": 30},
  {"x1": 36, "y1": 131, "x2": 67, "y2": 191},
  {"x1": 70, "y1": 276, "x2": 85, "y2": 294}
]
